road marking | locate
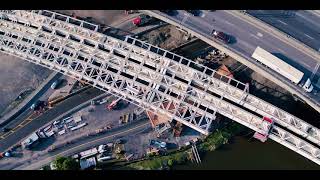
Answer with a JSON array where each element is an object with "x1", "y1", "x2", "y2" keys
[
  {"x1": 278, "y1": 20, "x2": 287, "y2": 25},
  {"x1": 20, "y1": 121, "x2": 150, "y2": 170},
  {"x1": 304, "y1": 33, "x2": 314, "y2": 40},
  {"x1": 250, "y1": 34, "x2": 259, "y2": 39},
  {"x1": 224, "y1": 11, "x2": 320, "y2": 65},
  {"x1": 257, "y1": 32, "x2": 263, "y2": 37},
  {"x1": 224, "y1": 21, "x2": 235, "y2": 27},
  {"x1": 0, "y1": 113, "x2": 36, "y2": 141},
  {"x1": 310, "y1": 63, "x2": 320, "y2": 80}
]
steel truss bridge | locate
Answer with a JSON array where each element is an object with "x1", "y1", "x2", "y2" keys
[{"x1": 0, "y1": 10, "x2": 319, "y2": 165}]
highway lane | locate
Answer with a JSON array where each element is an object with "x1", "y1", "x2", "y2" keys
[
  {"x1": 0, "y1": 83, "x2": 56, "y2": 137},
  {"x1": 151, "y1": 10, "x2": 320, "y2": 108},
  {"x1": 174, "y1": 10, "x2": 319, "y2": 77},
  {"x1": 247, "y1": 10, "x2": 320, "y2": 51},
  {"x1": 0, "y1": 87, "x2": 104, "y2": 152},
  {"x1": 15, "y1": 118, "x2": 151, "y2": 170}
]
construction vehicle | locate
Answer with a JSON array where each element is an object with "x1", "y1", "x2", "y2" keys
[
  {"x1": 106, "y1": 97, "x2": 122, "y2": 110},
  {"x1": 253, "y1": 117, "x2": 274, "y2": 142},
  {"x1": 132, "y1": 14, "x2": 152, "y2": 27}
]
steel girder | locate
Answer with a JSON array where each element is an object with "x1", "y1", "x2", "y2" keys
[{"x1": 0, "y1": 10, "x2": 319, "y2": 165}]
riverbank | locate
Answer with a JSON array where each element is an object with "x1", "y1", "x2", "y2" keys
[{"x1": 119, "y1": 120, "x2": 246, "y2": 170}]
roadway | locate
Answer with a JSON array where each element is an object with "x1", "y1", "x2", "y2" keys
[
  {"x1": 15, "y1": 118, "x2": 150, "y2": 170},
  {"x1": 0, "y1": 87, "x2": 104, "y2": 152},
  {"x1": 147, "y1": 10, "x2": 320, "y2": 111},
  {"x1": 0, "y1": 11, "x2": 155, "y2": 153},
  {"x1": 247, "y1": 10, "x2": 320, "y2": 51},
  {"x1": 172, "y1": 10, "x2": 319, "y2": 78},
  {"x1": 0, "y1": 76, "x2": 59, "y2": 135}
]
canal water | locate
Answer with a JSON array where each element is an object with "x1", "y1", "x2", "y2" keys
[{"x1": 171, "y1": 40, "x2": 320, "y2": 170}]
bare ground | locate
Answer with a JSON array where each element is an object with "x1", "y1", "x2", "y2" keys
[
  {"x1": 140, "y1": 25, "x2": 191, "y2": 50},
  {"x1": 0, "y1": 54, "x2": 51, "y2": 114},
  {"x1": 0, "y1": 10, "x2": 129, "y2": 115}
]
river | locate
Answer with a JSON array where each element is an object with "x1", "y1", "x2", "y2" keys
[
  {"x1": 173, "y1": 135, "x2": 320, "y2": 170},
  {"x1": 171, "y1": 39, "x2": 320, "y2": 170}
]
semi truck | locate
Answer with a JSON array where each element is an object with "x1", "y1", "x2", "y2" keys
[{"x1": 252, "y1": 46, "x2": 314, "y2": 92}]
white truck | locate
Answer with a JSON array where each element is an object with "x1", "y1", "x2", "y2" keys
[{"x1": 252, "y1": 46, "x2": 314, "y2": 92}]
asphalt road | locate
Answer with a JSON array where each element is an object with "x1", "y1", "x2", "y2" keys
[
  {"x1": 247, "y1": 10, "x2": 320, "y2": 51},
  {"x1": 0, "y1": 87, "x2": 104, "y2": 152},
  {"x1": 152, "y1": 10, "x2": 320, "y2": 107},
  {"x1": 171, "y1": 10, "x2": 319, "y2": 78},
  {"x1": 15, "y1": 118, "x2": 151, "y2": 170}
]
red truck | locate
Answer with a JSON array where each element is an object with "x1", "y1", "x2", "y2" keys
[
  {"x1": 253, "y1": 117, "x2": 274, "y2": 142},
  {"x1": 132, "y1": 14, "x2": 152, "y2": 27}
]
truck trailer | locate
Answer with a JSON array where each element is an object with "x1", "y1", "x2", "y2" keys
[{"x1": 251, "y1": 46, "x2": 313, "y2": 92}]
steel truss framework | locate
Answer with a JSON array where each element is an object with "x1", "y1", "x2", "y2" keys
[{"x1": 0, "y1": 10, "x2": 319, "y2": 165}]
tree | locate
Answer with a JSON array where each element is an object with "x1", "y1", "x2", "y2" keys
[
  {"x1": 62, "y1": 157, "x2": 80, "y2": 170},
  {"x1": 52, "y1": 156, "x2": 67, "y2": 170},
  {"x1": 52, "y1": 156, "x2": 79, "y2": 170}
]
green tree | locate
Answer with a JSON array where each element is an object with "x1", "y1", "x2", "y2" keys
[
  {"x1": 52, "y1": 156, "x2": 79, "y2": 170},
  {"x1": 62, "y1": 157, "x2": 80, "y2": 170},
  {"x1": 52, "y1": 156, "x2": 67, "y2": 170}
]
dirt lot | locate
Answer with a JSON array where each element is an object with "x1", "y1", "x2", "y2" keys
[
  {"x1": 54, "y1": 10, "x2": 128, "y2": 27},
  {"x1": 140, "y1": 25, "x2": 192, "y2": 50},
  {"x1": 0, "y1": 54, "x2": 51, "y2": 114}
]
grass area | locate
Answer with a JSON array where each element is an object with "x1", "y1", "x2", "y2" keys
[
  {"x1": 198, "y1": 122, "x2": 245, "y2": 152},
  {"x1": 126, "y1": 151, "x2": 189, "y2": 170}
]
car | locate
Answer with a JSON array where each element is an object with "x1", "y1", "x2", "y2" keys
[
  {"x1": 212, "y1": 30, "x2": 231, "y2": 44},
  {"x1": 50, "y1": 79, "x2": 63, "y2": 89},
  {"x1": 30, "y1": 100, "x2": 41, "y2": 110},
  {"x1": 186, "y1": 10, "x2": 199, "y2": 16}
]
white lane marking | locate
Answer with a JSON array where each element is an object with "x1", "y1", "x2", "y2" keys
[
  {"x1": 296, "y1": 60, "x2": 312, "y2": 69},
  {"x1": 224, "y1": 21, "x2": 235, "y2": 27},
  {"x1": 278, "y1": 20, "x2": 288, "y2": 25},
  {"x1": 277, "y1": 48, "x2": 287, "y2": 54},
  {"x1": 238, "y1": 40, "x2": 256, "y2": 50},
  {"x1": 304, "y1": 33, "x2": 315, "y2": 39},
  {"x1": 257, "y1": 32, "x2": 263, "y2": 37},
  {"x1": 250, "y1": 34, "x2": 259, "y2": 39},
  {"x1": 310, "y1": 62, "x2": 320, "y2": 80}
]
